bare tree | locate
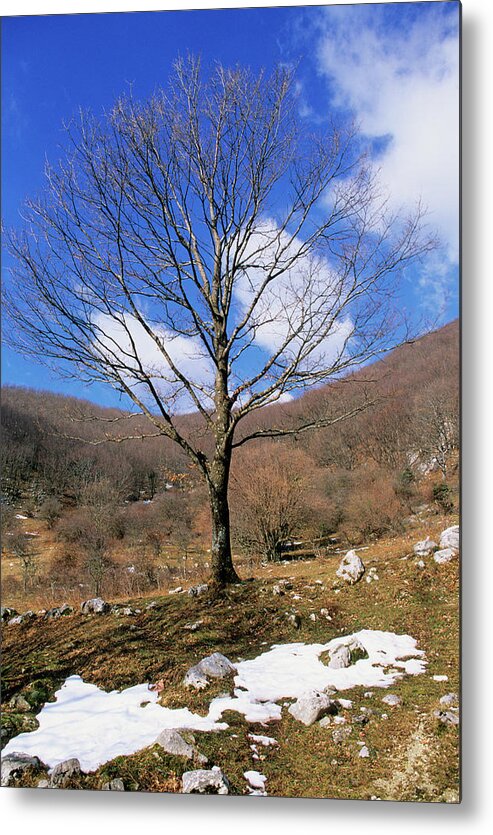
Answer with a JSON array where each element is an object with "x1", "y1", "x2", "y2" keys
[{"x1": 3, "y1": 57, "x2": 435, "y2": 588}]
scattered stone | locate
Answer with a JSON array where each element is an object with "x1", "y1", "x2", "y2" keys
[
  {"x1": 434, "y1": 709, "x2": 459, "y2": 727},
  {"x1": 1, "y1": 606, "x2": 18, "y2": 622},
  {"x1": 365, "y1": 567, "x2": 379, "y2": 584},
  {"x1": 413, "y1": 537, "x2": 437, "y2": 556},
  {"x1": 332, "y1": 725, "x2": 352, "y2": 744},
  {"x1": 288, "y1": 690, "x2": 338, "y2": 726},
  {"x1": 287, "y1": 613, "x2": 302, "y2": 630},
  {"x1": 272, "y1": 584, "x2": 284, "y2": 596},
  {"x1": 336, "y1": 550, "x2": 365, "y2": 584},
  {"x1": 183, "y1": 620, "x2": 204, "y2": 632},
  {"x1": 155, "y1": 729, "x2": 207, "y2": 764},
  {"x1": 381, "y1": 694, "x2": 401, "y2": 707},
  {"x1": 168, "y1": 586, "x2": 183, "y2": 595},
  {"x1": 358, "y1": 745, "x2": 370, "y2": 758},
  {"x1": 80, "y1": 597, "x2": 110, "y2": 615},
  {"x1": 49, "y1": 758, "x2": 82, "y2": 787},
  {"x1": 324, "y1": 638, "x2": 367, "y2": 669},
  {"x1": 37, "y1": 779, "x2": 50, "y2": 788},
  {"x1": 364, "y1": 691, "x2": 374, "y2": 698},
  {"x1": 439, "y1": 525, "x2": 459, "y2": 551},
  {"x1": 309, "y1": 613, "x2": 317, "y2": 622},
  {"x1": 353, "y1": 713, "x2": 370, "y2": 725},
  {"x1": 181, "y1": 766, "x2": 230, "y2": 794},
  {"x1": 8, "y1": 694, "x2": 31, "y2": 712},
  {"x1": 102, "y1": 778, "x2": 125, "y2": 791},
  {"x1": 433, "y1": 675, "x2": 448, "y2": 682},
  {"x1": 8, "y1": 611, "x2": 36, "y2": 626},
  {"x1": 319, "y1": 716, "x2": 333, "y2": 728},
  {"x1": 440, "y1": 692, "x2": 459, "y2": 708},
  {"x1": 434, "y1": 548, "x2": 458, "y2": 564},
  {"x1": 416, "y1": 560, "x2": 426, "y2": 569},
  {"x1": 244, "y1": 770, "x2": 267, "y2": 794},
  {"x1": 44, "y1": 603, "x2": 73, "y2": 619},
  {"x1": 188, "y1": 583, "x2": 208, "y2": 597},
  {"x1": 184, "y1": 652, "x2": 236, "y2": 689},
  {"x1": 146, "y1": 601, "x2": 158, "y2": 610},
  {"x1": 1, "y1": 752, "x2": 44, "y2": 787}
]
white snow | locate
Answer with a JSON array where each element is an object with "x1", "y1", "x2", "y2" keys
[{"x1": 3, "y1": 629, "x2": 426, "y2": 773}]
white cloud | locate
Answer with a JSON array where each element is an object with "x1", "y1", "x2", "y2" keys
[
  {"x1": 92, "y1": 312, "x2": 214, "y2": 413},
  {"x1": 232, "y1": 219, "x2": 353, "y2": 381},
  {"x1": 316, "y1": 4, "x2": 459, "y2": 264}
]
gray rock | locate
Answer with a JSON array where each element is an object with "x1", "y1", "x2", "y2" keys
[
  {"x1": 80, "y1": 597, "x2": 110, "y2": 614},
  {"x1": 358, "y1": 745, "x2": 370, "y2": 758},
  {"x1": 1, "y1": 606, "x2": 18, "y2": 622},
  {"x1": 45, "y1": 603, "x2": 73, "y2": 619},
  {"x1": 328, "y1": 645, "x2": 351, "y2": 669},
  {"x1": 1, "y1": 752, "x2": 44, "y2": 787},
  {"x1": 439, "y1": 525, "x2": 459, "y2": 551},
  {"x1": 287, "y1": 613, "x2": 302, "y2": 629},
  {"x1": 336, "y1": 550, "x2": 365, "y2": 584},
  {"x1": 8, "y1": 610, "x2": 36, "y2": 626},
  {"x1": 332, "y1": 725, "x2": 352, "y2": 744},
  {"x1": 37, "y1": 779, "x2": 50, "y2": 788},
  {"x1": 439, "y1": 692, "x2": 459, "y2": 708},
  {"x1": 181, "y1": 766, "x2": 230, "y2": 794},
  {"x1": 155, "y1": 729, "x2": 207, "y2": 764},
  {"x1": 434, "y1": 548, "x2": 458, "y2": 564},
  {"x1": 184, "y1": 652, "x2": 236, "y2": 690},
  {"x1": 413, "y1": 537, "x2": 437, "y2": 556},
  {"x1": 381, "y1": 694, "x2": 401, "y2": 707},
  {"x1": 188, "y1": 583, "x2": 208, "y2": 597},
  {"x1": 8, "y1": 694, "x2": 31, "y2": 713},
  {"x1": 272, "y1": 584, "x2": 284, "y2": 596},
  {"x1": 183, "y1": 620, "x2": 203, "y2": 631},
  {"x1": 288, "y1": 690, "x2": 338, "y2": 726},
  {"x1": 434, "y1": 709, "x2": 459, "y2": 726},
  {"x1": 49, "y1": 758, "x2": 81, "y2": 787},
  {"x1": 102, "y1": 778, "x2": 125, "y2": 791}
]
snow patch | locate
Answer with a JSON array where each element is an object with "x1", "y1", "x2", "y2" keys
[{"x1": 3, "y1": 629, "x2": 426, "y2": 773}]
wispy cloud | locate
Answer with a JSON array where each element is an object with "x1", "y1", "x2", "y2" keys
[{"x1": 314, "y1": 3, "x2": 459, "y2": 266}]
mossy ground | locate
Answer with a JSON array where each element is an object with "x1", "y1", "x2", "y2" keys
[{"x1": 1, "y1": 515, "x2": 459, "y2": 801}]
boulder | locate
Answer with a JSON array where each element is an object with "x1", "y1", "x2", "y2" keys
[
  {"x1": 413, "y1": 537, "x2": 437, "y2": 556},
  {"x1": 80, "y1": 597, "x2": 110, "y2": 615},
  {"x1": 1, "y1": 752, "x2": 44, "y2": 787},
  {"x1": 181, "y1": 766, "x2": 230, "y2": 794},
  {"x1": 102, "y1": 778, "x2": 125, "y2": 791},
  {"x1": 45, "y1": 603, "x2": 73, "y2": 619},
  {"x1": 188, "y1": 583, "x2": 208, "y2": 597},
  {"x1": 434, "y1": 548, "x2": 458, "y2": 565},
  {"x1": 440, "y1": 693, "x2": 459, "y2": 708},
  {"x1": 184, "y1": 652, "x2": 236, "y2": 690},
  {"x1": 8, "y1": 694, "x2": 31, "y2": 713},
  {"x1": 288, "y1": 690, "x2": 338, "y2": 726},
  {"x1": 327, "y1": 645, "x2": 351, "y2": 669},
  {"x1": 381, "y1": 694, "x2": 401, "y2": 707},
  {"x1": 1, "y1": 606, "x2": 18, "y2": 622},
  {"x1": 434, "y1": 709, "x2": 459, "y2": 727},
  {"x1": 439, "y1": 525, "x2": 459, "y2": 551},
  {"x1": 49, "y1": 758, "x2": 82, "y2": 787},
  {"x1": 155, "y1": 729, "x2": 207, "y2": 764},
  {"x1": 336, "y1": 550, "x2": 365, "y2": 584}
]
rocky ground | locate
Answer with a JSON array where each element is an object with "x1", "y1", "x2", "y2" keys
[{"x1": 1, "y1": 516, "x2": 460, "y2": 800}]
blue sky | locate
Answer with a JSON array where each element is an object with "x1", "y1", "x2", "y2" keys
[{"x1": 1, "y1": 2, "x2": 460, "y2": 408}]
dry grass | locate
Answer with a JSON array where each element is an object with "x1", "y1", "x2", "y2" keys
[{"x1": 1, "y1": 513, "x2": 459, "y2": 801}]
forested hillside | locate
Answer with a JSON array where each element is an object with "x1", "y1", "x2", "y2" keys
[{"x1": 1, "y1": 320, "x2": 459, "y2": 608}]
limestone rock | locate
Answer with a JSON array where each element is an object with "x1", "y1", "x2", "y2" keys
[
  {"x1": 155, "y1": 729, "x2": 207, "y2": 764},
  {"x1": 336, "y1": 550, "x2": 365, "y2": 584},
  {"x1": 381, "y1": 694, "x2": 401, "y2": 707},
  {"x1": 80, "y1": 597, "x2": 110, "y2": 615},
  {"x1": 413, "y1": 537, "x2": 437, "y2": 556},
  {"x1": 181, "y1": 766, "x2": 230, "y2": 794},
  {"x1": 45, "y1": 603, "x2": 73, "y2": 619},
  {"x1": 1, "y1": 752, "x2": 44, "y2": 787},
  {"x1": 332, "y1": 725, "x2": 352, "y2": 744},
  {"x1": 49, "y1": 758, "x2": 82, "y2": 787},
  {"x1": 434, "y1": 548, "x2": 458, "y2": 565},
  {"x1": 102, "y1": 778, "x2": 125, "y2": 791},
  {"x1": 288, "y1": 690, "x2": 338, "y2": 726},
  {"x1": 8, "y1": 694, "x2": 31, "y2": 713},
  {"x1": 439, "y1": 525, "x2": 459, "y2": 551},
  {"x1": 184, "y1": 652, "x2": 236, "y2": 690},
  {"x1": 188, "y1": 583, "x2": 208, "y2": 597},
  {"x1": 1, "y1": 606, "x2": 18, "y2": 622},
  {"x1": 439, "y1": 692, "x2": 459, "y2": 708},
  {"x1": 434, "y1": 709, "x2": 459, "y2": 726}
]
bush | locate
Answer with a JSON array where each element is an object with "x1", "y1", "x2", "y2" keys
[
  {"x1": 341, "y1": 467, "x2": 405, "y2": 544},
  {"x1": 432, "y1": 482, "x2": 454, "y2": 514}
]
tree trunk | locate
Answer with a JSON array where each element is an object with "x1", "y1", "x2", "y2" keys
[{"x1": 208, "y1": 466, "x2": 240, "y2": 588}]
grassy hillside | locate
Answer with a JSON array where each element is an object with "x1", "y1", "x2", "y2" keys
[{"x1": 2, "y1": 513, "x2": 459, "y2": 801}]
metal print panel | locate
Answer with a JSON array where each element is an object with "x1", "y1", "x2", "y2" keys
[{"x1": 1, "y1": 1, "x2": 460, "y2": 802}]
